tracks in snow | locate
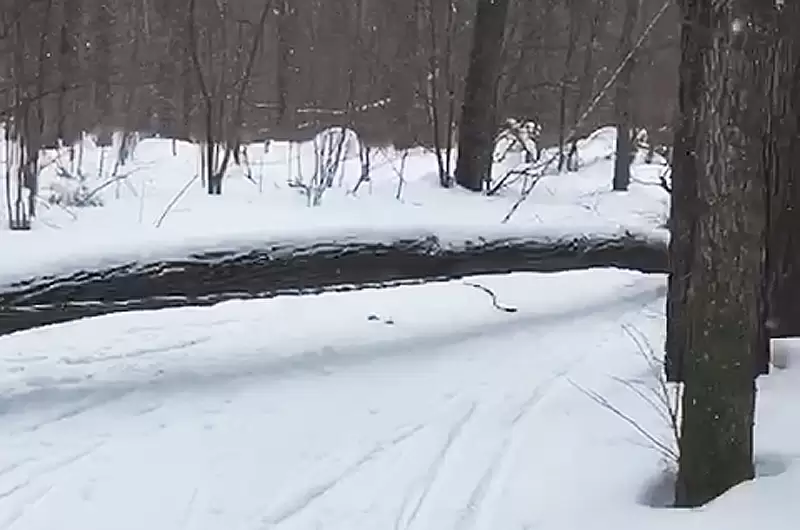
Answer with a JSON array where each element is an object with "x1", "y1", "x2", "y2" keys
[
  {"x1": 1, "y1": 278, "x2": 665, "y2": 412},
  {"x1": 0, "y1": 442, "x2": 105, "y2": 528},
  {"x1": 395, "y1": 403, "x2": 477, "y2": 530},
  {"x1": 264, "y1": 421, "x2": 430, "y2": 526},
  {"x1": 0, "y1": 276, "x2": 666, "y2": 529}
]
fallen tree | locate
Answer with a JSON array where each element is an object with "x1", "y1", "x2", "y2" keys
[{"x1": 0, "y1": 231, "x2": 669, "y2": 336}]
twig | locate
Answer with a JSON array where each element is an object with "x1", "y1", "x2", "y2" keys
[
  {"x1": 568, "y1": 378, "x2": 678, "y2": 462},
  {"x1": 611, "y1": 375, "x2": 674, "y2": 428},
  {"x1": 463, "y1": 281, "x2": 518, "y2": 313},
  {"x1": 621, "y1": 323, "x2": 681, "y2": 446},
  {"x1": 154, "y1": 173, "x2": 199, "y2": 228},
  {"x1": 83, "y1": 168, "x2": 142, "y2": 203}
]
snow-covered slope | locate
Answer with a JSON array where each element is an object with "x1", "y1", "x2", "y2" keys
[{"x1": 1, "y1": 270, "x2": 798, "y2": 530}]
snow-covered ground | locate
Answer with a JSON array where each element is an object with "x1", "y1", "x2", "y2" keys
[
  {"x1": 0, "y1": 127, "x2": 669, "y2": 284},
  {"x1": 1, "y1": 271, "x2": 798, "y2": 529},
  {"x1": 1, "y1": 130, "x2": 797, "y2": 529}
]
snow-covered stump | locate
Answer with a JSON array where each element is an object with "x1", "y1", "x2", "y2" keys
[{"x1": 0, "y1": 233, "x2": 668, "y2": 336}]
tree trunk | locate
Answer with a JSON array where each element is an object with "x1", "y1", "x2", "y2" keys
[
  {"x1": 557, "y1": 0, "x2": 580, "y2": 172},
  {"x1": 666, "y1": 0, "x2": 703, "y2": 383},
  {"x1": 454, "y1": 0, "x2": 511, "y2": 192},
  {"x1": 612, "y1": 124, "x2": 633, "y2": 191},
  {"x1": 766, "y1": 3, "x2": 800, "y2": 339},
  {"x1": 611, "y1": 0, "x2": 639, "y2": 191},
  {"x1": 570, "y1": 0, "x2": 609, "y2": 172},
  {"x1": 674, "y1": 0, "x2": 773, "y2": 508}
]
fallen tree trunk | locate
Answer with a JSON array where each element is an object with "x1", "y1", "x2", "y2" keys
[{"x1": 0, "y1": 232, "x2": 668, "y2": 336}]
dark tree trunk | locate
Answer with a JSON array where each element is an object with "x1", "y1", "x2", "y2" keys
[
  {"x1": 674, "y1": 0, "x2": 774, "y2": 508},
  {"x1": 666, "y1": 0, "x2": 703, "y2": 383},
  {"x1": 557, "y1": 0, "x2": 580, "y2": 172},
  {"x1": 454, "y1": 0, "x2": 511, "y2": 192},
  {"x1": 611, "y1": 0, "x2": 639, "y2": 191},
  {"x1": 766, "y1": 3, "x2": 800, "y2": 339},
  {"x1": 612, "y1": 124, "x2": 632, "y2": 191}
]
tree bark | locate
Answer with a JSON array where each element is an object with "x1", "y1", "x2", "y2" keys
[
  {"x1": 0, "y1": 231, "x2": 668, "y2": 336},
  {"x1": 765, "y1": 2, "x2": 800, "y2": 339},
  {"x1": 557, "y1": 0, "x2": 580, "y2": 172},
  {"x1": 611, "y1": 0, "x2": 639, "y2": 192},
  {"x1": 665, "y1": 0, "x2": 703, "y2": 383},
  {"x1": 674, "y1": 0, "x2": 774, "y2": 508},
  {"x1": 454, "y1": 0, "x2": 511, "y2": 192}
]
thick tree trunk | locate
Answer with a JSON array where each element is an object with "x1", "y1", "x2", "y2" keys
[
  {"x1": 766, "y1": 3, "x2": 800, "y2": 339},
  {"x1": 674, "y1": 0, "x2": 773, "y2": 508},
  {"x1": 454, "y1": 0, "x2": 511, "y2": 192},
  {"x1": 0, "y1": 232, "x2": 668, "y2": 336}
]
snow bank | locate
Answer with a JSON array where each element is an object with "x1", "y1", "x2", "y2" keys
[{"x1": 0, "y1": 128, "x2": 670, "y2": 287}]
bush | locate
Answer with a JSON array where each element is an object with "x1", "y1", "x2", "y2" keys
[{"x1": 45, "y1": 166, "x2": 104, "y2": 208}]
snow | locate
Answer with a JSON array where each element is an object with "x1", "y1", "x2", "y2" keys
[
  {"x1": 1, "y1": 130, "x2": 796, "y2": 529},
  {"x1": 1, "y1": 271, "x2": 798, "y2": 529},
  {"x1": 0, "y1": 126, "x2": 669, "y2": 286}
]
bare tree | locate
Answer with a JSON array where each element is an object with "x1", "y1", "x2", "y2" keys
[
  {"x1": 187, "y1": 0, "x2": 272, "y2": 195},
  {"x1": 417, "y1": 0, "x2": 464, "y2": 188},
  {"x1": 0, "y1": 0, "x2": 686, "y2": 193}
]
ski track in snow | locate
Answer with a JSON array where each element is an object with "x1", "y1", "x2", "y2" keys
[
  {"x1": 0, "y1": 442, "x2": 106, "y2": 529},
  {"x1": 0, "y1": 277, "x2": 665, "y2": 412},
  {"x1": 264, "y1": 421, "x2": 430, "y2": 527},
  {"x1": 18, "y1": 389, "x2": 136, "y2": 434},
  {"x1": 455, "y1": 364, "x2": 577, "y2": 530},
  {"x1": 395, "y1": 402, "x2": 477, "y2": 530},
  {"x1": 0, "y1": 277, "x2": 666, "y2": 529}
]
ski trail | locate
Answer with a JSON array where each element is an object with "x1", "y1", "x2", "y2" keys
[
  {"x1": 455, "y1": 383, "x2": 559, "y2": 530},
  {"x1": 395, "y1": 402, "x2": 477, "y2": 530},
  {"x1": 0, "y1": 484, "x2": 53, "y2": 530},
  {"x1": 19, "y1": 389, "x2": 134, "y2": 434},
  {"x1": 0, "y1": 459, "x2": 33, "y2": 479},
  {"x1": 459, "y1": 436, "x2": 513, "y2": 529},
  {"x1": 0, "y1": 442, "x2": 103, "y2": 508},
  {"x1": 0, "y1": 274, "x2": 668, "y2": 530},
  {"x1": 263, "y1": 421, "x2": 428, "y2": 526},
  {"x1": 179, "y1": 487, "x2": 199, "y2": 530},
  {"x1": 456, "y1": 336, "x2": 600, "y2": 529},
  {"x1": 1, "y1": 280, "x2": 665, "y2": 411},
  {"x1": 59, "y1": 338, "x2": 212, "y2": 366}
]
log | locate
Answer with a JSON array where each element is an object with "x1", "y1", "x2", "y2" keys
[{"x1": 0, "y1": 231, "x2": 669, "y2": 336}]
